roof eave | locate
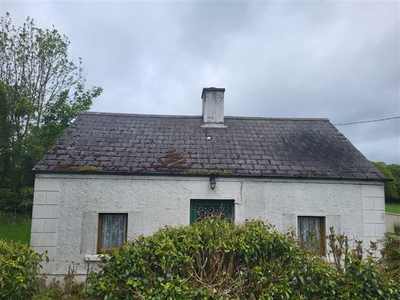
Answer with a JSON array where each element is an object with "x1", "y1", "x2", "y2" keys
[{"x1": 33, "y1": 169, "x2": 389, "y2": 182}]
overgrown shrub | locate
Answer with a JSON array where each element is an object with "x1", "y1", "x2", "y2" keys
[
  {"x1": 33, "y1": 277, "x2": 86, "y2": 300},
  {"x1": 87, "y1": 218, "x2": 400, "y2": 299},
  {"x1": 0, "y1": 239, "x2": 47, "y2": 299},
  {"x1": 393, "y1": 221, "x2": 400, "y2": 236},
  {"x1": 381, "y1": 224, "x2": 400, "y2": 282}
]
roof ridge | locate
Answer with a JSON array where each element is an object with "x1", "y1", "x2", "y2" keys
[
  {"x1": 81, "y1": 112, "x2": 199, "y2": 119},
  {"x1": 226, "y1": 116, "x2": 330, "y2": 122},
  {"x1": 81, "y1": 111, "x2": 330, "y2": 122}
]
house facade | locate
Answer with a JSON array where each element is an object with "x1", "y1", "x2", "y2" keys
[{"x1": 31, "y1": 88, "x2": 386, "y2": 279}]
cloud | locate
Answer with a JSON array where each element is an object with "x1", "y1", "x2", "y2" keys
[{"x1": 2, "y1": 1, "x2": 399, "y2": 163}]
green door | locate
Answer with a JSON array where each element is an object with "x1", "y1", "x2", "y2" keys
[{"x1": 190, "y1": 200, "x2": 234, "y2": 224}]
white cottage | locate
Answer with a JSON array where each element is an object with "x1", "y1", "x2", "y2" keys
[{"x1": 31, "y1": 87, "x2": 387, "y2": 280}]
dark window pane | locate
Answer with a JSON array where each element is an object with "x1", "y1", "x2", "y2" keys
[
  {"x1": 190, "y1": 200, "x2": 234, "y2": 224},
  {"x1": 196, "y1": 205, "x2": 227, "y2": 221}
]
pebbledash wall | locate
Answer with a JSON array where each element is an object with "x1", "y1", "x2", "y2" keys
[{"x1": 31, "y1": 173, "x2": 386, "y2": 279}]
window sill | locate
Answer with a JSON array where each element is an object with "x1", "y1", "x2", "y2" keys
[{"x1": 84, "y1": 254, "x2": 107, "y2": 262}]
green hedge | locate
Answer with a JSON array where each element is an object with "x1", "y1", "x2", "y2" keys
[{"x1": 87, "y1": 218, "x2": 400, "y2": 299}]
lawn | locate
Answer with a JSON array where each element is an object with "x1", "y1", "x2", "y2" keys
[
  {"x1": 0, "y1": 222, "x2": 31, "y2": 244},
  {"x1": 386, "y1": 202, "x2": 400, "y2": 214},
  {"x1": 0, "y1": 213, "x2": 31, "y2": 244}
]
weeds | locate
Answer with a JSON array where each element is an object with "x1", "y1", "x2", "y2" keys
[{"x1": 393, "y1": 221, "x2": 400, "y2": 236}]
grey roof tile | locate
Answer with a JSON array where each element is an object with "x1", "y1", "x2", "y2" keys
[{"x1": 33, "y1": 112, "x2": 385, "y2": 180}]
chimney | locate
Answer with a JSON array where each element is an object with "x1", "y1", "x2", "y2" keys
[{"x1": 201, "y1": 87, "x2": 226, "y2": 127}]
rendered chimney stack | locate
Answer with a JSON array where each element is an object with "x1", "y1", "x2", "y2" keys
[{"x1": 201, "y1": 87, "x2": 226, "y2": 127}]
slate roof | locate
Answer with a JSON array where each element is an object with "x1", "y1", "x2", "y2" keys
[{"x1": 33, "y1": 112, "x2": 386, "y2": 181}]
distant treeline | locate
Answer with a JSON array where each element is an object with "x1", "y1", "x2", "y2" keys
[{"x1": 372, "y1": 162, "x2": 400, "y2": 203}]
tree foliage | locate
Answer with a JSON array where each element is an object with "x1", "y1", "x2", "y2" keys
[
  {"x1": 0, "y1": 13, "x2": 102, "y2": 213},
  {"x1": 88, "y1": 218, "x2": 400, "y2": 299},
  {"x1": 372, "y1": 161, "x2": 400, "y2": 203}
]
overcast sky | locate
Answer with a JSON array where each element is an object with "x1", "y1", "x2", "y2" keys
[{"x1": 2, "y1": 0, "x2": 399, "y2": 163}]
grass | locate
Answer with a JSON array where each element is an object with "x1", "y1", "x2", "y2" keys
[
  {"x1": 0, "y1": 222, "x2": 31, "y2": 244},
  {"x1": 0, "y1": 212, "x2": 31, "y2": 244},
  {"x1": 386, "y1": 202, "x2": 400, "y2": 214}
]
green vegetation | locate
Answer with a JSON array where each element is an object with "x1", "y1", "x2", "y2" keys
[
  {"x1": 79, "y1": 165, "x2": 102, "y2": 172},
  {"x1": 372, "y1": 162, "x2": 400, "y2": 203},
  {"x1": 0, "y1": 222, "x2": 31, "y2": 244},
  {"x1": 0, "y1": 238, "x2": 85, "y2": 299},
  {"x1": 33, "y1": 276, "x2": 86, "y2": 300},
  {"x1": 381, "y1": 223, "x2": 400, "y2": 281},
  {"x1": 0, "y1": 213, "x2": 31, "y2": 244},
  {"x1": 0, "y1": 240, "x2": 47, "y2": 299},
  {"x1": 0, "y1": 13, "x2": 101, "y2": 215},
  {"x1": 1, "y1": 218, "x2": 400, "y2": 299},
  {"x1": 88, "y1": 218, "x2": 400, "y2": 299},
  {"x1": 386, "y1": 202, "x2": 400, "y2": 214}
]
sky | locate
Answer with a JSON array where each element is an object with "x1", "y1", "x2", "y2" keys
[{"x1": 1, "y1": 0, "x2": 399, "y2": 164}]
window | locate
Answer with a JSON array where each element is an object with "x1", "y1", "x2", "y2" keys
[
  {"x1": 97, "y1": 213, "x2": 127, "y2": 253},
  {"x1": 190, "y1": 200, "x2": 234, "y2": 224},
  {"x1": 297, "y1": 216, "x2": 325, "y2": 255}
]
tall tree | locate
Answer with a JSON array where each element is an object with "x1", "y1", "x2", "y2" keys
[{"x1": 0, "y1": 13, "x2": 102, "y2": 214}]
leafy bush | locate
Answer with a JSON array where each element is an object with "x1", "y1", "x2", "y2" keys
[
  {"x1": 87, "y1": 218, "x2": 400, "y2": 299},
  {"x1": 0, "y1": 239, "x2": 47, "y2": 299},
  {"x1": 381, "y1": 224, "x2": 400, "y2": 282}
]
